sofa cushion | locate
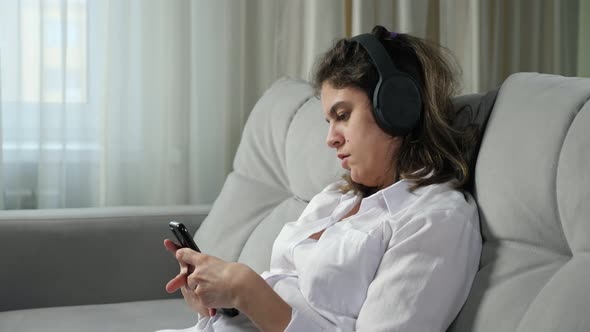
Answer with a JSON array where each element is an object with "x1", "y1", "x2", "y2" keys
[
  {"x1": 194, "y1": 172, "x2": 291, "y2": 265},
  {"x1": 231, "y1": 77, "x2": 316, "y2": 189},
  {"x1": 238, "y1": 197, "x2": 308, "y2": 273},
  {"x1": 452, "y1": 88, "x2": 499, "y2": 190},
  {"x1": 285, "y1": 96, "x2": 341, "y2": 202},
  {"x1": 0, "y1": 206, "x2": 204, "y2": 312},
  {"x1": 0, "y1": 299, "x2": 195, "y2": 332},
  {"x1": 449, "y1": 73, "x2": 590, "y2": 332},
  {"x1": 557, "y1": 99, "x2": 590, "y2": 253}
]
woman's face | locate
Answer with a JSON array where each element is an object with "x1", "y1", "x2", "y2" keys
[{"x1": 321, "y1": 82, "x2": 402, "y2": 188}]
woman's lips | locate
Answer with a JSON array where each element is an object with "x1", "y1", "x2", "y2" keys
[
  {"x1": 337, "y1": 153, "x2": 350, "y2": 169},
  {"x1": 341, "y1": 156, "x2": 350, "y2": 169}
]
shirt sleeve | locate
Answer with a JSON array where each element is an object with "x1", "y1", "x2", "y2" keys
[
  {"x1": 354, "y1": 207, "x2": 482, "y2": 332},
  {"x1": 283, "y1": 306, "x2": 330, "y2": 332}
]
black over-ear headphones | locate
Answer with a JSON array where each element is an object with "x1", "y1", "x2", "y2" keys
[{"x1": 350, "y1": 33, "x2": 423, "y2": 136}]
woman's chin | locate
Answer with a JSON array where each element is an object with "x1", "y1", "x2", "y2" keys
[
  {"x1": 352, "y1": 176, "x2": 386, "y2": 188},
  {"x1": 350, "y1": 174, "x2": 371, "y2": 187}
]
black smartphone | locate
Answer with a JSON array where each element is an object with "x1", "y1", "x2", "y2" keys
[
  {"x1": 168, "y1": 221, "x2": 240, "y2": 317},
  {"x1": 169, "y1": 221, "x2": 201, "y2": 252}
]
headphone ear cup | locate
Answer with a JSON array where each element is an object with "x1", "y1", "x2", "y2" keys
[{"x1": 376, "y1": 76, "x2": 422, "y2": 136}]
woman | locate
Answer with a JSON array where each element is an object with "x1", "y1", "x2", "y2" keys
[{"x1": 159, "y1": 25, "x2": 481, "y2": 332}]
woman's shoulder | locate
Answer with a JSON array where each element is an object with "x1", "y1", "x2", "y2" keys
[
  {"x1": 380, "y1": 180, "x2": 480, "y2": 246},
  {"x1": 383, "y1": 180, "x2": 479, "y2": 231},
  {"x1": 379, "y1": 179, "x2": 472, "y2": 214},
  {"x1": 412, "y1": 180, "x2": 476, "y2": 213}
]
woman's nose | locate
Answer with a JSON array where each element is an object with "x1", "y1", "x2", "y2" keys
[{"x1": 326, "y1": 126, "x2": 343, "y2": 148}]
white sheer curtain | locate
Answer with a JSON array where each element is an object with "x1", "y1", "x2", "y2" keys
[
  {"x1": 0, "y1": 0, "x2": 191, "y2": 208},
  {"x1": 2, "y1": 0, "x2": 585, "y2": 210},
  {"x1": 349, "y1": 0, "x2": 586, "y2": 94},
  {"x1": 0, "y1": 0, "x2": 94, "y2": 209},
  {"x1": 0, "y1": 0, "x2": 344, "y2": 209},
  {"x1": 188, "y1": 0, "x2": 344, "y2": 203},
  {"x1": 90, "y1": 0, "x2": 193, "y2": 207}
]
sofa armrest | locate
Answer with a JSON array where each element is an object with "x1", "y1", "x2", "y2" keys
[{"x1": 0, "y1": 205, "x2": 209, "y2": 312}]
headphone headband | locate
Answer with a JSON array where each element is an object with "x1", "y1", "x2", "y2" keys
[{"x1": 350, "y1": 34, "x2": 399, "y2": 81}]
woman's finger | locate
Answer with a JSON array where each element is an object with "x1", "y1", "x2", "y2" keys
[
  {"x1": 186, "y1": 274, "x2": 197, "y2": 291},
  {"x1": 175, "y1": 248, "x2": 204, "y2": 266},
  {"x1": 165, "y1": 273, "x2": 187, "y2": 293},
  {"x1": 164, "y1": 239, "x2": 181, "y2": 254}
]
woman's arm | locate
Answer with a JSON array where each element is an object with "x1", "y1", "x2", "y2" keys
[
  {"x1": 232, "y1": 264, "x2": 292, "y2": 332},
  {"x1": 173, "y1": 248, "x2": 291, "y2": 332}
]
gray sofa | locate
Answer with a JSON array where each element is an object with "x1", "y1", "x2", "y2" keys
[{"x1": 1, "y1": 72, "x2": 589, "y2": 331}]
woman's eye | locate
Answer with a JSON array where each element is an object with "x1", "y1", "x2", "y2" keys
[{"x1": 336, "y1": 112, "x2": 349, "y2": 121}]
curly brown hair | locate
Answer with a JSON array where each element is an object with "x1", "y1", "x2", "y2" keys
[{"x1": 313, "y1": 25, "x2": 476, "y2": 196}]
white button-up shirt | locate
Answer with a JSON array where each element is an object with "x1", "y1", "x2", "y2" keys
[{"x1": 158, "y1": 179, "x2": 481, "y2": 332}]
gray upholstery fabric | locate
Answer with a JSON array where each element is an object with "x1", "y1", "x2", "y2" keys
[
  {"x1": 449, "y1": 73, "x2": 590, "y2": 332},
  {"x1": 232, "y1": 78, "x2": 316, "y2": 189},
  {"x1": 0, "y1": 299, "x2": 196, "y2": 332},
  {"x1": 194, "y1": 171, "x2": 291, "y2": 265},
  {"x1": 238, "y1": 197, "x2": 307, "y2": 273},
  {"x1": 0, "y1": 206, "x2": 207, "y2": 312},
  {"x1": 452, "y1": 88, "x2": 499, "y2": 191},
  {"x1": 285, "y1": 96, "x2": 341, "y2": 201},
  {"x1": 557, "y1": 100, "x2": 590, "y2": 253}
]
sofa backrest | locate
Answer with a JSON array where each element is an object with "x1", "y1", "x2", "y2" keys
[{"x1": 449, "y1": 73, "x2": 590, "y2": 332}]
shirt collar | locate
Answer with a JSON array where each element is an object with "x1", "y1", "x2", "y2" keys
[{"x1": 358, "y1": 179, "x2": 418, "y2": 216}]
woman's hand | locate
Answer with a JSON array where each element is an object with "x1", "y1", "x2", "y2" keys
[
  {"x1": 164, "y1": 239, "x2": 292, "y2": 331},
  {"x1": 163, "y1": 239, "x2": 254, "y2": 314},
  {"x1": 163, "y1": 239, "x2": 211, "y2": 317},
  {"x1": 174, "y1": 247, "x2": 253, "y2": 309}
]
